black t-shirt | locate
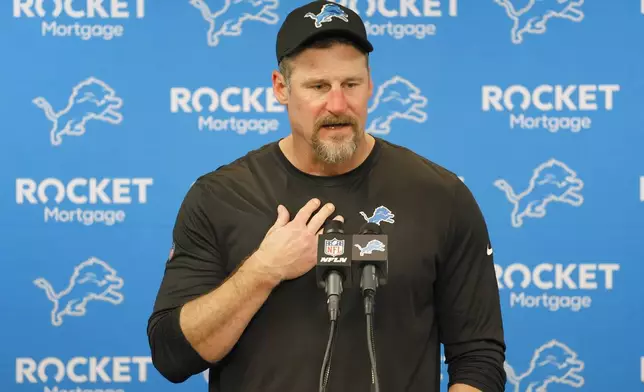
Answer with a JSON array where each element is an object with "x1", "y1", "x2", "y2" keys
[{"x1": 147, "y1": 137, "x2": 506, "y2": 392}]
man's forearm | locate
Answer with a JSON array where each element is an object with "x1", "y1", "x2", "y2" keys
[
  {"x1": 179, "y1": 253, "x2": 279, "y2": 363},
  {"x1": 449, "y1": 384, "x2": 481, "y2": 392}
]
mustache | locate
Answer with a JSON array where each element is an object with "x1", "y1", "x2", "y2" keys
[{"x1": 314, "y1": 115, "x2": 358, "y2": 130}]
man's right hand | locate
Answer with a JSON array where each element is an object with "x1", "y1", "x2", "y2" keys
[{"x1": 244, "y1": 198, "x2": 343, "y2": 284}]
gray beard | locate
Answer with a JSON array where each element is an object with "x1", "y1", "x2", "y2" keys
[{"x1": 311, "y1": 130, "x2": 359, "y2": 165}]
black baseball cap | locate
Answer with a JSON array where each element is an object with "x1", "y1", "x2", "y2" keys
[{"x1": 276, "y1": 0, "x2": 374, "y2": 64}]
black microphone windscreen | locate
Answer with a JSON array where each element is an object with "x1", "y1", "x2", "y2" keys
[
  {"x1": 324, "y1": 218, "x2": 344, "y2": 234},
  {"x1": 358, "y1": 222, "x2": 382, "y2": 235}
]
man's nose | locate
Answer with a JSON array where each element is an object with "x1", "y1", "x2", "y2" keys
[{"x1": 325, "y1": 86, "x2": 348, "y2": 113}]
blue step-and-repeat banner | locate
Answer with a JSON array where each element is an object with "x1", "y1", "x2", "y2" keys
[{"x1": 2, "y1": 1, "x2": 643, "y2": 391}]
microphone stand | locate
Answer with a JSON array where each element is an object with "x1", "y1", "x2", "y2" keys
[
  {"x1": 319, "y1": 271, "x2": 341, "y2": 392},
  {"x1": 361, "y1": 265, "x2": 380, "y2": 392},
  {"x1": 318, "y1": 222, "x2": 346, "y2": 392}
]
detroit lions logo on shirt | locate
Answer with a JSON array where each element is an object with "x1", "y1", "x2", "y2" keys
[
  {"x1": 359, "y1": 205, "x2": 395, "y2": 225},
  {"x1": 304, "y1": 3, "x2": 349, "y2": 28}
]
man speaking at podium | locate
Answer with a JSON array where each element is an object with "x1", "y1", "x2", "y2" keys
[{"x1": 147, "y1": 1, "x2": 506, "y2": 391}]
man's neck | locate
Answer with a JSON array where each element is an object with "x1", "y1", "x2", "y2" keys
[{"x1": 279, "y1": 133, "x2": 375, "y2": 177}]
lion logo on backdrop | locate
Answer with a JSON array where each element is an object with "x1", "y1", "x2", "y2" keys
[
  {"x1": 33, "y1": 257, "x2": 124, "y2": 327},
  {"x1": 33, "y1": 77, "x2": 123, "y2": 146},
  {"x1": 366, "y1": 76, "x2": 428, "y2": 135},
  {"x1": 505, "y1": 340, "x2": 585, "y2": 391},
  {"x1": 494, "y1": 158, "x2": 584, "y2": 228},
  {"x1": 190, "y1": 0, "x2": 279, "y2": 47},
  {"x1": 494, "y1": 0, "x2": 584, "y2": 44}
]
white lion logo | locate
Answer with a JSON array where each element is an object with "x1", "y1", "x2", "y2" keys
[
  {"x1": 494, "y1": 0, "x2": 584, "y2": 44},
  {"x1": 34, "y1": 257, "x2": 124, "y2": 327},
  {"x1": 366, "y1": 76, "x2": 428, "y2": 135},
  {"x1": 494, "y1": 159, "x2": 583, "y2": 228},
  {"x1": 33, "y1": 77, "x2": 123, "y2": 146},
  {"x1": 190, "y1": 0, "x2": 279, "y2": 47},
  {"x1": 505, "y1": 340, "x2": 584, "y2": 391}
]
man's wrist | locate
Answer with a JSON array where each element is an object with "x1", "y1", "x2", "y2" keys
[{"x1": 238, "y1": 250, "x2": 282, "y2": 289}]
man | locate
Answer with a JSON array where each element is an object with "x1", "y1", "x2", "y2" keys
[{"x1": 147, "y1": 1, "x2": 506, "y2": 391}]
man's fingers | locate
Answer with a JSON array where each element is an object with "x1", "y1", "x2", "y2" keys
[
  {"x1": 268, "y1": 205, "x2": 289, "y2": 235},
  {"x1": 292, "y1": 198, "x2": 321, "y2": 225},
  {"x1": 307, "y1": 202, "x2": 335, "y2": 234},
  {"x1": 276, "y1": 205, "x2": 289, "y2": 225}
]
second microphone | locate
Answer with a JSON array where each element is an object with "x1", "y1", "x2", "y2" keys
[{"x1": 316, "y1": 219, "x2": 353, "y2": 322}]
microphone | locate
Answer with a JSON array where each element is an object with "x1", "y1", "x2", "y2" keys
[
  {"x1": 316, "y1": 219, "x2": 352, "y2": 392},
  {"x1": 352, "y1": 222, "x2": 388, "y2": 392},
  {"x1": 352, "y1": 222, "x2": 389, "y2": 299},
  {"x1": 316, "y1": 219, "x2": 352, "y2": 321}
]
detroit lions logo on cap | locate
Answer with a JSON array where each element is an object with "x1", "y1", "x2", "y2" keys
[{"x1": 304, "y1": 3, "x2": 349, "y2": 28}]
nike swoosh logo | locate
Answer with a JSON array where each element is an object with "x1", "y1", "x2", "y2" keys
[{"x1": 487, "y1": 246, "x2": 493, "y2": 256}]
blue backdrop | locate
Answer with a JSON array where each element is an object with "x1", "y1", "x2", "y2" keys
[{"x1": 2, "y1": 0, "x2": 643, "y2": 391}]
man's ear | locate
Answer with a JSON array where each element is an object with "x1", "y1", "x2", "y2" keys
[{"x1": 272, "y1": 70, "x2": 289, "y2": 105}]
